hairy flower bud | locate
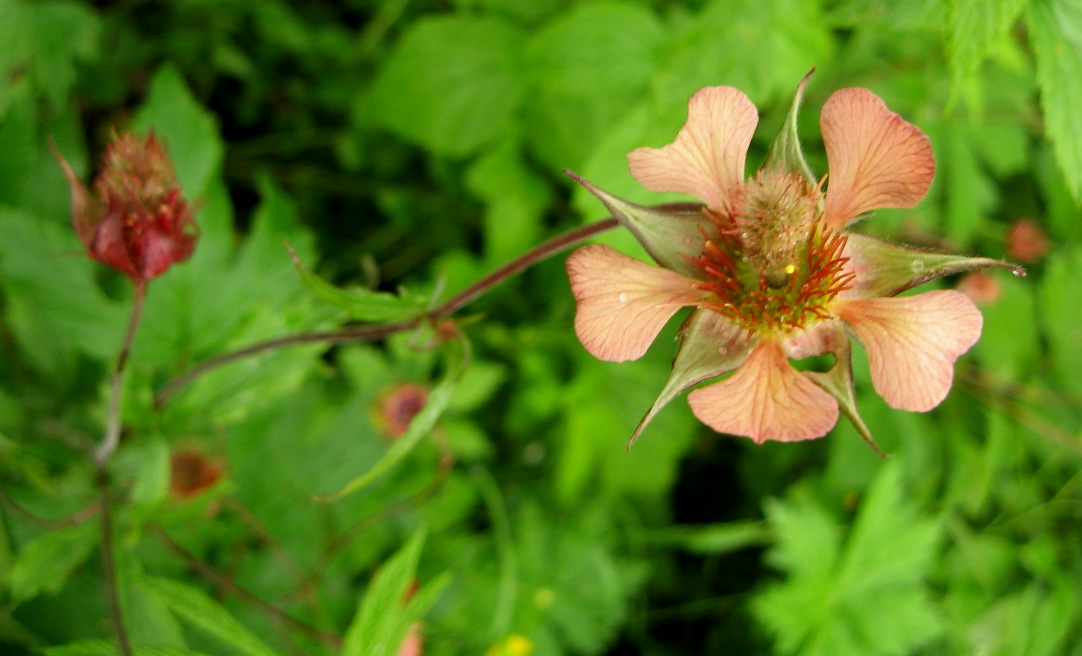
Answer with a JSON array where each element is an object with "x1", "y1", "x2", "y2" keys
[{"x1": 52, "y1": 132, "x2": 198, "y2": 283}]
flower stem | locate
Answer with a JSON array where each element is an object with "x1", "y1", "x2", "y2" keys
[
  {"x1": 98, "y1": 470, "x2": 134, "y2": 656},
  {"x1": 95, "y1": 282, "x2": 147, "y2": 465},
  {"x1": 155, "y1": 217, "x2": 622, "y2": 408}
]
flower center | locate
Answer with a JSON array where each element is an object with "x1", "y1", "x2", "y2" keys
[{"x1": 688, "y1": 170, "x2": 853, "y2": 334}]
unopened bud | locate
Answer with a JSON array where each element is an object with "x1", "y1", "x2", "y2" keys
[{"x1": 52, "y1": 132, "x2": 198, "y2": 283}]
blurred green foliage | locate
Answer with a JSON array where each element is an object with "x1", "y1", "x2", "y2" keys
[{"x1": 1, "y1": 0, "x2": 1081, "y2": 654}]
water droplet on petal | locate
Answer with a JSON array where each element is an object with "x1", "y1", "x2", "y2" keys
[{"x1": 618, "y1": 292, "x2": 629, "y2": 303}]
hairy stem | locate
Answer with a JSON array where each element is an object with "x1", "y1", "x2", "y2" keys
[
  {"x1": 155, "y1": 217, "x2": 621, "y2": 407},
  {"x1": 98, "y1": 472, "x2": 134, "y2": 656},
  {"x1": 96, "y1": 282, "x2": 147, "y2": 465}
]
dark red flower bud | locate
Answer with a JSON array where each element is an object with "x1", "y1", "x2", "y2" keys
[
  {"x1": 169, "y1": 448, "x2": 225, "y2": 499},
  {"x1": 377, "y1": 383, "x2": 429, "y2": 438},
  {"x1": 51, "y1": 133, "x2": 198, "y2": 283}
]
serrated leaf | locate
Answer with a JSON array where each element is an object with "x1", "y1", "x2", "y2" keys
[
  {"x1": 754, "y1": 464, "x2": 944, "y2": 656},
  {"x1": 141, "y1": 576, "x2": 277, "y2": 656},
  {"x1": 10, "y1": 522, "x2": 98, "y2": 603},
  {"x1": 132, "y1": 64, "x2": 223, "y2": 198},
  {"x1": 948, "y1": 0, "x2": 1029, "y2": 81},
  {"x1": 1027, "y1": 0, "x2": 1082, "y2": 201},
  {"x1": 290, "y1": 249, "x2": 428, "y2": 322},
  {"x1": 363, "y1": 16, "x2": 526, "y2": 157}
]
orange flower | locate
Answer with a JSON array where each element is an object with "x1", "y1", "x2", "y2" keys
[
  {"x1": 52, "y1": 132, "x2": 198, "y2": 283},
  {"x1": 566, "y1": 75, "x2": 1020, "y2": 449}
]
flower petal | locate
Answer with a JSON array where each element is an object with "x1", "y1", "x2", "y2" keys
[
  {"x1": 837, "y1": 291, "x2": 982, "y2": 412},
  {"x1": 567, "y1": 244, "x2": 705, "y2": 362},
  {"x1": 821, "y1": 88, "x2": 935, "y2": 227},
  {"x1": 628, "y1": 86, "x2": 758, "y2": 208},
  {"x1": 687, "y1": 340, "x2": 839, "y2": 443}
]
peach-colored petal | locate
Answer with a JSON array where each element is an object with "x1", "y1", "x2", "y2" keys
[
  {"x1": 821, "y1": 88, "x2": 935, "y2": 227},
  {"x1": 567, "y1": 244, "x2": 705, "y2": 362},
  {"x1": 628, "y1": 86, "x2": 758, "y2": 208},
  {"x1": 836, "y1": 291, "x2": 982, "y2": 412},
  {"x1": 687, "y1": 340, "x2": 839, "y2": 443}
]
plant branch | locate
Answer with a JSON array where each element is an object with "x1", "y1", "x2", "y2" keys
[
  {"x1": 155, "y1": 216, "x2": 622, "y2": 407},
  {"x1": 0, "y1": 486, "x2": 100, "y2": 529},
  {"x1": 96, "y1": 282, "x2": 148, "y2": 465},
  {"x1": 150, "y1": 525, "x2": 343, "y2": 648},
  {"x1": 98, "y1": 472, "x2": 134, "y2": 656}
]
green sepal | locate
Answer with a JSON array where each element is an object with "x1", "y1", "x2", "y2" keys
[
  {"x1": 566, "y1": 170, "x2": 709, "y2": 279},
  {"x1": 629, "y1": 309, "x2": 752, "y2": 448},
  {"x1": 763, "y1": 69, "x2": 817, "y2": 185},
  {"x1": 802, "y1": 326, "x2": 884, "y2": 456},
  {"x1": 845, "y1": 233, "x2": 1025, "y2": 299}
]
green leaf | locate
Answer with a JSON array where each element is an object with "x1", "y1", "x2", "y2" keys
[
  {"x1": 10, "y1": 522, "x2": 98, "y2": 603},
  {"x1": 45, "y1": 640, "x2": 212, "y2": 656},
  {"x1": 290, "y1": 249, "x2": 429, "y2": 322},
  {"x1": 318, "y1": 339, "x2": 467, "y2": 501},
  {"x1": 1038, "y1": 246, "x2": 1082, "y2": 394},
  {"x1": 0, "y1": 0, "x2": 100, "y2": 112},
  {"x1": 127, "y1": 434, "x2": 171, "y2": 510},
  {"x1": 974, "y1": 273, "x2": 1039, "y2": 379},
  {"x1": 520, "y1": 1, "x2": 663, "y2": 170},
  {"x1": 141, "y1": 576, "x2": 278, "y2": 656},
  {"x1": 656, "y1": 0, "x2": 831, "y2": 104},
  {"x1": 1027, "y1": 0, "x2": 1082, "y2": 201},
  {"x1": 343, "y1": 528, "x2": 450, "y2": 656},
  {"x1": 0, "y1": 208, "x2": 126, "y2": 380},
  {"x1": 753, "y1": 463, "x2": 944, "y2": 656},
  {"x1": 465, "y1": 139, "x2": 551, "y2": 267},
  {"x1": 947, "y1": 0, "x2": 1029, "y2": 82},
  {"x1": 363, "y1": 16, "x2": 526, "y2": 157},
  {"x1": 132, "y1": 64, "x2": 223, "y2": 198}
]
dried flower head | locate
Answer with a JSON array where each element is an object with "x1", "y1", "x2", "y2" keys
[
  {"x1": 51, "y1": 132, "x2": 198, "y2": 283},
  {"x1": 566, "y1": 74, "x2": 1022, "y2": 450},
  {"x1": 169, "y1": 448, "x2": 225, "y2": 499},
  {"x1": 377, "y1": 383, "x2": 429, "y2": 438}
]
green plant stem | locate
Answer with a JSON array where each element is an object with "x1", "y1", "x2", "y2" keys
[
  {"x1": 96, "y1": 282, "x2": 148, "y2": 465},
  {"x1": 98, "y1": 471, "x2": 134, "y2": 656},
  {"x1": 154, "y1": 216, "x2": 621, "y2": 408}
]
